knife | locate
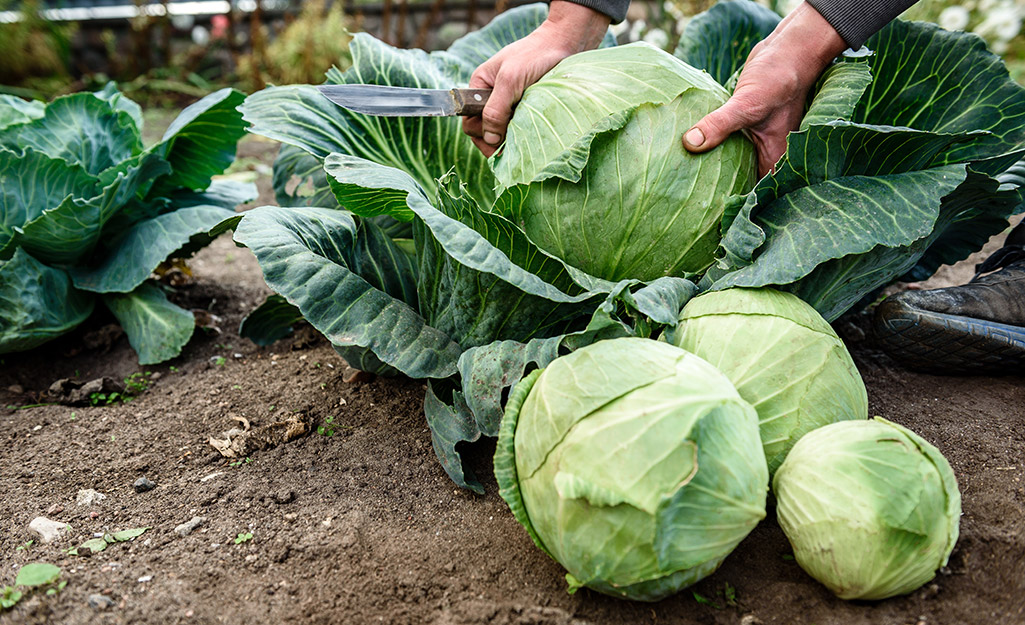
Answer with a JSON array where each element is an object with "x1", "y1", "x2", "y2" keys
[{"x1": 317, "y1": 85, "x2": 492, "y2": 117}]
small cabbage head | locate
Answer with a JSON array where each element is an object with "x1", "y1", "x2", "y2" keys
[
  {"x1": 494, "y1": 337, "x2": 767, "y2": 601},
  {"x1": 664, "y1": 287, "x2": 867, "y2": 475},
  {"x1": 773, "y1": 417, "x2": 961, "y2": 600},
  {"x1": 492, "y1": 43, "x2": 756, "y2": 282}
]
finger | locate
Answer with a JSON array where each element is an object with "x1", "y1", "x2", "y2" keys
[
  {"x1": 463, "y1": 115, "x2": 483, "y2": 139},
  {"x1": 682, "y1": 100, "x2": 750, "y2": 154},
  {"x1": 471, "y1": 135, "x2": 498, "y2": 158},
  {"x1": 480, "y1": 66, "x2": 525, "y2": 147}
]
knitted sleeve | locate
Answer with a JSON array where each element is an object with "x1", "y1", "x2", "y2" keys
[
  {"x1": 806, "y1": 0, "x2": 919, "y2": 49},
  {"x1": 560, "y1": 0, "x2": 630, "y2": 24}
]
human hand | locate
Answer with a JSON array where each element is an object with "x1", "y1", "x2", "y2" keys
[
  {"x1": 463, "y1": 1, "x2": 610, "y2": 157},
  {"x1": 682, "y1": 2, "x2": 848, "y2": 177}
]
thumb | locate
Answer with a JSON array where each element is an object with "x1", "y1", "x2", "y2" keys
[{"x1": 682, "y1": 101, "x2": 747, "y2": 154}]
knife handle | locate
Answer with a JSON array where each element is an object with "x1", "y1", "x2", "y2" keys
[{"x1": 452, "y1": 89, "x2": 492, "y2": 116}]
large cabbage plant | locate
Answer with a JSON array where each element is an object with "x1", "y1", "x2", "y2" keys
[
  {"x1": 0, "y1": 85, "x2": 254, "y2": 364},
  {"x1": 229, "y1": 1, "x2": 1025, "y2": 490}
]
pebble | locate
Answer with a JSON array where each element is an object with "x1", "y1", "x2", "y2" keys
[
  {"x1": 133, "y1": 477, "x2": 156, "y2": 493},
  {"x1": 76, "y1": 489, "x2": 106, "y2": 506},
  {"x1": 87, "y1": 594, "x2": 116, "y2": 610},
  {"x1": 137, "y1": 575, "x2": 152, "y2": 583},
  {"x1": 46, "y1": 503, "x2": 64, "y2": 515},
  {"x1": 245, "y1": 554, "x2": 258, "y2": 563},
  {"x1": 29, "y1": 517, "x2": 71, "y2": 543},
  {"x1": 174, "y1": 517, "x2": 207, "y2": 537}
]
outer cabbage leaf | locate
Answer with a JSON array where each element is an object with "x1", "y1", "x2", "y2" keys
[
  {"x1": 0, "y1": 147, "x2": 98, "y2": 257},
  {"x1": 147, "y1": 88, "x2": 248, "y2": 196},
  {"x1": 673, "y1": 0, "x2": 781, "y2": 87},
  {"x1": 0, "y1": 249, "x2": 94, "y2": 353},
  {"x1": 856, "y1": 20, "x2": 1025, "y2": 167},
  {"x1": 69, "y1": 204, "x2": 238, "y2": 293},
  {"x1": 14, "y1": 151, "x2": 170, "y2": 265},
  {"x1": 102, "y1": 282, "x2": 195, "y2": 365},
  {"x1": 0, "y1": 95, "x2": 45, "y2": 131},
  {"x1": 227, "y1": 205, "x2": 459, "y2": 378},
  {"x1": 239, "y1": 294, "x2": 305, "y2": 346},
  {"x1": 0, "y1": 93, "x2": 141, "y2": 176}
]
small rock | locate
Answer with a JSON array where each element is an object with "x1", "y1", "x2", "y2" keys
[
  {"x1": 174, "y1": 517, "x2": 207, "y2": 537},
  {"x1": 271, "y1": 490, "x2": 295, "y2": 505},
  {"x1": 137, "y1": 575, "x2": 152, "y2": 583},
  {"x1": 133, "y1": 477, "x2": 156, "y2": 493},
  {"x1": 29, "y1": 517, "x2": 70, "y2": 542},
  {"x1": 87, "y1": 594, "x2": 116, "y2": 610},
  {"x1": 6, "y1": 384, "x2": 24, "y2": 394},
  {"x1": 90, "y1": 511, "x2": 99, "y2": 519},
  {"x1": 46, "y1": 503, "x2": 64, "y2": 515},
  {"x1": 245, "y1": 554, "x2": 258, "y2": 563},
  {"x1": 740, "y1": 615, "x2": 765, "y2": 625},
  {"x1": 149, "y1": 372, "x2": 162, "y2": 381},
  {"x1": 76, "y1": 489, "x2": 106, "y2": 506}
]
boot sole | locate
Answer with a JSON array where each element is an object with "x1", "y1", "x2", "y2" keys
[{"x1": 874, "y1": 299, "x2": 1025, "y2": 374}]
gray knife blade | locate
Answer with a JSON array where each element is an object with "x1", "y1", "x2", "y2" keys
[{"x1": 316, "y1": 85, "x2": 491, "y2": 117}]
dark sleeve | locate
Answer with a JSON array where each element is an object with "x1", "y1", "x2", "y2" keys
[
  {"x1": 560, "y1": 0, "x2": 630, "y2": 23},
  {"x1": 806, "y1": 0, "x2": 919, "y2": 49}
]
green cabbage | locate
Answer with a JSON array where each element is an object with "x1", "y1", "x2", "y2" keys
[
  {"x1": 773, "y1": 417, "x2": 961, "y2": 600},
  {"x1": 493, "y1": 43, "x2": 756, "y2": 281},
  {"x1": 665, "y1": 287, "x2": 867, "y2": 474},
  {"x1": 495, "y1": 337, "x2": 767, "y2": 601}
]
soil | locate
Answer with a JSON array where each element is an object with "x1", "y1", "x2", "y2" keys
[{"x1": 2, "y1": 129, "x2": 1024, "y2": 625}]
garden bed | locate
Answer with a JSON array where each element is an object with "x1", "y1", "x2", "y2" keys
[{"x1": 1, "y1": 131, "x2": 1023, "y2": 625}]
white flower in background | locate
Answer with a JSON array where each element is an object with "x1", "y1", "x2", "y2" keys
[
  {"x1": 938, "y1": 6, "x2": 971, "y2": 30},
  {"x1": 975, "y1": 5, "x2": 1022, "y2": 41},
  {"x1": 675, "y1": 16, "x2": 691, "y2": 35},
  {"x1": 992, "y1": 40, "x2": 1010, "y2": 54},
  {"x1": 979, "y1": 0, "x2": 999, "y2": 11},
  {"x1": 628, "y1": 18, "x2": 647, "y2": 42},
  {"x1": 664, "y1": 1, "x2": 685, "y2": 21},
  {"x1": 191, "y1": 24, "x2": 210, "y2": 46},
  {"x1": 643, "y1": 27, "x2": 671, "y2": 49}
]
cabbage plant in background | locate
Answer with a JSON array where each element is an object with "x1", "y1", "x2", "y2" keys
[
  {"x1": 773, "y1": 417, "x2": 961, "y2": 600},
  {"x1": 0, "y1": 85, "x2": 254, "y2": 364},
  {"x1": 228, "y1": 0, "x2": 1025, "y2": 491},
  {"x1": 495, "y1": 338, "x2": 767, "y2": 601},
  {"x1": 664, "y1": 287, "x2": 867, "y2": 475}
]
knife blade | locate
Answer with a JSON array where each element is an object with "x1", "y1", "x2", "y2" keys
[{"x1": 317, "y1": 85, "x2": 492, "y2": 117}]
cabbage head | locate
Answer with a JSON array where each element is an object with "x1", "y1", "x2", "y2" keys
[
  {"x1": 494, "y1": 337, "x2": 767, "y2": 601},
  {"x1": 773, "y1": 417, "x2": 961, "y2": 600},
  {"x1": 665, "y1": 287, "x2": 867, "y2": 475},
  {"x1": 492, "y1": 43, "x2": 757, "y2": 282}
]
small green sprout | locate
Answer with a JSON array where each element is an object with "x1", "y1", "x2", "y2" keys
[{"x1": 234, "y1": 532, "x2": 253, "y2": 545}]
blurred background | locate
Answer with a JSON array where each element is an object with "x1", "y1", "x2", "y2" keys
[{"x1": 1, "y1": 0, "x2": 1024, "y2": 105}]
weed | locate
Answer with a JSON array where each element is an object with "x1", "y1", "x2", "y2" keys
[
  {"x1": 234, "y1": 532, "x2": 253, "y2": 545},
  {"x1": 229, "y1": 457, "x2": 252, "y2": 468},
  {"x1": 15, "y1": 540, "x2": 34, "y2": 552},
  {"x1": 169, "y1": 366, "x2": 179, "y2": 373},
  {"x1": 212, "y1": 356, "x2": 227, "y2": 367},
  {"x1": 317, "y1": 416, "x2": 336, "y2": 437},
  {"x1": 724, "y1": 582, "x2": 737, "y2": 607},
  {"x1": 88, "y1": 372, "x2": 155, "y2": 406},
  {"x1": 781, "y1": 553, "x2": 795, "y2": 561},
  {"x1": 69, "y1": 412, "x2": 76, "y2": 421},
  {"x1": 232, "y1": 385, "x2": 242, "y2": 390},
  {"x1": 319, "y1": 383, "x2": 327, "y2": 390},
  {"x1": 1, "y1": 563, "x2": 65, "y2": 609}
]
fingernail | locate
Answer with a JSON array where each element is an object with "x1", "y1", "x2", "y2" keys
[
  {"x1": 685, "y1": 127, "x2": 705, "y2": 147},
  {"x1": 484, "y1": 132, "x2": 502, "y2": 145}
]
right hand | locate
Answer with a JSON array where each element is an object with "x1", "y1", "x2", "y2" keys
[
  {"x1": 682, "y1": 2, "x2": 848, "y2": 177},
  {"x1": 462, "y1": 1, "x2": 610, "y2": 157}
]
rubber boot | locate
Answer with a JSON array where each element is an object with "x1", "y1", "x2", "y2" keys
[{"x1": 874, "y1": 222, "x2": 1025, "y2": 374}]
